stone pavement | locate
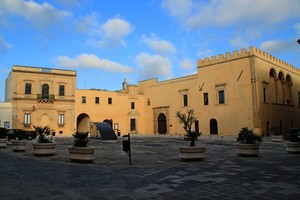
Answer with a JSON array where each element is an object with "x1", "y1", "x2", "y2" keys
[{"x1": 0, "y1": 136, "x2": 300, "y2": 200}]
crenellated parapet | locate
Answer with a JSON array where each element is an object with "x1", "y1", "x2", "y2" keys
[{"x1": 198, "y1": 46, "x2": 299, "y2": 73}]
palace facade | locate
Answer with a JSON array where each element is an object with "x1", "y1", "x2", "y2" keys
[{"x1": 2, "y1": 46, "x2": 300, "y2": 137}]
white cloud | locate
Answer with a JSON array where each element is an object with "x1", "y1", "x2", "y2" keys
[
  {"x1": 197, "y1": 49, "x2": 212, "y2": 58},
  {"x1": 230, "y1": 36, "x2": 249, "y2": 49},
  {"x1": 162, "y1": 0, "x2": 193, "y2": 19},
  {"x1": 56, "y1": 54, "x2": 132, "y2": 73},
  {"x1": 180, "y1": 58, "x2": 194, "y2": 70},
  {"x1": 163, "y1": 0, "x2": 300, "y2": 29},
  {"x1": 136, "y1": 52, "x2": 172, "y2": 80},
  {"x1": 141, "y1": 34, "x2": 176, "y2": 55},
  {"x1": 294, "y1": 23, "x2": 300, "y2": 37},
  {"x1": 0, "y1": 35, "x2": 12, "y2": 52},
  {"x1": 87, "y1": 17, "x2": 133, "y2": 50},
  {"x1": 74, "y1": 13, "x2": 99, "y2": 35},
  {"x1": 260, "y1": 40, "x2": 295, "y2": 53},
  {"x1": 0, "y1": 0, "x2": 72, "y2": 31}
]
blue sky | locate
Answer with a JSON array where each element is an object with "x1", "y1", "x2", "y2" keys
[{"x1": 0, "y1": 0, "x2": 300, "y2": 101}]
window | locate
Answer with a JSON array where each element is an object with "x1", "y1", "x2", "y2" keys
[
  {"x1": 130, "y1": 119, "x2": 136, "y2": 131},
  {"x1": 82, "y1": 96, "x2": 86, "y2": 103},
  {"x1": 95, "y1": 97, "x2": 99, "y2": 104},
  {"x1": 24, "y1": 114, "x2": 31, "y2": 124},
  {"x1": 58, "y1": 114, "x2": 64, "y2": 125},
  {"x1": 42, "y1": 84, "x2": 49, "y2": 99},
  {"x1": 203, "y1": 93, "x2": 209, "y2": 105},
  {"x1": 147, "y1": 98, "x2": 150, "y2": 106},
  {"x1": 218, "y1": 90, "x2": 225, "y2": 104},
  {"x1": 25, "y1": 83, "x2": 31, "y2": 94},
  {"x1": 59, "y1": 85, "x2": 65, "y2": 96},
  {"x1": 263, "y1": 87, "x2": 267, "y2": 103},
  {"x1": 183, "y1": 94, "x2": 188, "y2": 107},
  {"x1": 131, "y1": 102, "x2": 135, "y2": 109},
  {"x1": 108, "y1": 97, "x2": 112, "y2": 104}
]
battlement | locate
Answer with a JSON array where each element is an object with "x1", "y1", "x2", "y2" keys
[{"x1": 198, "y1": 46, "x2": 299, "y2": 73}]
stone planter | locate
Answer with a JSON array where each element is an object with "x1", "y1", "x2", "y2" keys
[
  {"x1": 236, "y1": 143, "x2": 260, "y2": 156},
  {"x1": 33, "y1": 142, "x2": 56, "y2": 156},
  {"x1": 271, "y1": 135, "x2": 283, "y2": 142},
  {"x1": 0, "y1": 138, "x2": 7, "y2": 148},
  {"x1": 11, "y1": 140, "x2": 27, "y2": 152},
  {"x1": 68, "y1": 146, "x2": 95, "y2": 163},
  {"x1": 179, "y1": 146, "x2": 206, "y2": 161},
  {"x1": 286, "y1": 142, "x2": 300, "y2": 153}
]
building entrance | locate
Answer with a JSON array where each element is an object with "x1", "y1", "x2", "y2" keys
[
  {"x1": 158, "y1": 113, "x2": 167, "y2": 134},
  {"x1": 210, "y1": 118, "x2": 218, "y2": 135}
]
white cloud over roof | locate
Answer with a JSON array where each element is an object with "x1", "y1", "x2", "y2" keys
[{"x1": 56, "y1": 54, "x2": 132, "y2": 73}]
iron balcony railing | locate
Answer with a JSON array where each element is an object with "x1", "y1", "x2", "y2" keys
[{"x1": 37, "y1": 94, "x2": 55, "y2": 100}]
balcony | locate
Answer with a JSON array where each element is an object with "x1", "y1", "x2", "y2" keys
[{"x1": 37, "y1": 94, "x2": 55, "y2": 103}]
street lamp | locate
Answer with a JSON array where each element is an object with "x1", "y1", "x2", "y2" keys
[{"x1": 298, "y1": 39, "x2": 300, "y2": 44}]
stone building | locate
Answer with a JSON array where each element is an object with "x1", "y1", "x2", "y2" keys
[
  {"x1": 3, "y1": 47, "x2": 300, "y2": 137},
  {"x1": 5, "y1": 66, "x2": 76, "y2": 136}
]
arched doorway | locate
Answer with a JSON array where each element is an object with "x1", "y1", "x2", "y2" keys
[
  {"x1": 77, "y1": 113, "x2": 91, "y2": 133},
  {"x1": 210, "y1": 118, "x2": 218, "y2": 135},
  {"x1": 158, "y1": 113, "x2": 167, "y2": 134}
]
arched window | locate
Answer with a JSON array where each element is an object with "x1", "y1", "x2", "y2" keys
[
  {"x1": 42, "y1": 84, "x2": 49, "y2": 99},
  {"x1": 269, "y1": 69, "x2": 277, "y2": 103},
  {"x1": 286, "y1": 75, "x2": 293, "y2": 105},
  {"x1": 278, "y1": 72, "x2": 285, "y2": 104}
]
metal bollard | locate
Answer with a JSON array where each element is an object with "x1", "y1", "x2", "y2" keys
[{"x1": 122, "y1": 134, "x2": 132, "y2": 165}]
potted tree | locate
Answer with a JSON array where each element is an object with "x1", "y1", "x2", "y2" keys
[
  {"x1": 270, "y1": 126, "x2": 283, "y2": 142},
  {"x1": 284, "y1": 128, "x2": 300, "y2": 153},
  {"x1": 68, "y1": 132, "x2": 95, "y2": 162},
  {"x1": 236, "y1": 127, "x2": 262, "y2": 156},
  {"x1": 0, "y1": 127, "x2": 7, "y2": 148},
  {"x1": 11, "y1": 131, "x2": 27, "y2": 152},
  {"x1": 32, "y1": 126, "x2": 56, "y2": 156},
  {"x1": 176, "y1": 109, "x2": 205, "y2": 161}
]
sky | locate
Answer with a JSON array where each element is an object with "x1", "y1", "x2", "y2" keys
[{"x1": 0, "y1": 0, "x2": 300, "y2": 101}]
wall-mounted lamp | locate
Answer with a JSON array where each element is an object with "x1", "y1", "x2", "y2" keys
[
  {"x1": 32, "y1": 105, "x2": 37, "y2": 111},
  {"x1": 297, "y1": 39, "x2": 300, "y2": 45}
]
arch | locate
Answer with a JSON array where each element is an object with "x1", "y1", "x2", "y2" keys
[
  {"x1": 158, "y1": 113, "x2": 167, "y2": 134},
  {"x1": 42, "y1": 84, "x2": 49, "y2": 99},
  {"x1": 77, "y1": 113, "x2": 91, "y2": 133},
  {"x1": 210, "y1": 118, "x2": 218, "y2": 135},
  {"x1": 278, "y1": 72, "x2": 285, "y2": 103},
  {"x1": 286, "y1": 75, "x2": 293, "y2": 104},
  {"x1": 269, "y1": 68, "x2": 277, "y2": 103}
]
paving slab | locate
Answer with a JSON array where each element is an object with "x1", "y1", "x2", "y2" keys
[{"x1": 0, "y1": 136, "x2": 299, "y2": 200}]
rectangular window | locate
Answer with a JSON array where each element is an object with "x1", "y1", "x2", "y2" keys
[
  {"x1": 183, "y1": 94, "x2": 188, "y2": 106},
  {"x1": 95, "y1": 97, "x2": 99, "y2": 104},
  {"x1": 263, "y1": 88, "x2": 267, "y2": 103},
  {"x1": 24, "y1": 114, "x2": 31, "y2": 124},
  {"x1": 131, "y1": 102, "x2": 135, "y2": 109},
  {"x1": 82, "y1": 96, "x2": 86, "y2": 103},
  {"x1": 59, "y1": 85, "x2": 65, "y2": 96},
  {"x1": 108, "y1": 97, "x2": 112, "y2": 104},
  {"x1": 219, "y1": 90, "x2": 225, "y2": 104},
  {"x1": 25, "y1": 83, "x2": 31, "y2": 94},
  {"x1": 130, "y1": 119, "x2": 136, "y2": 131},
  {"x1": 203, "y1": 93, "x2": 209, "y2": 105},
  {"x1": 147, "y1": 98, "x2": 150, "y2": 106},
  {"x1": 58, "y1": 114, "x2": 64, "y2": 125}
]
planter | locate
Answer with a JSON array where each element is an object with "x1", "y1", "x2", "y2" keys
[
  {"x1": 68, "y1": 146, "x2": 95, "y2": 163},
  {"x1": 236, "y1": 143, "x2": 260, "y2": 156},
  {"x1": 0, "y1": 138, "x2": 7, "y2": 148},
  {"x1": 33, "y1": 143, "x2": 56, "y2": 156},
  {"x1": 11, "y1": 140, "x2": 27, "y2": 152},
  {"x1": 179, "y1": 146, "x2": 206, "y2": 161},
  {"x1": 271, "y1": 135, "x2": 283, "y2": 142},
  {"x1": 286, "y1": 142, "x2": 300, "y2": 153}
]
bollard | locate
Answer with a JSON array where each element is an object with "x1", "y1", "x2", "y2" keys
[{"x1": 122, "y1": 134, "x2": 132, "y2": 165}]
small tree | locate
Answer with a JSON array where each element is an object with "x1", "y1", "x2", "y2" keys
[
  {"x1": 33, "y1": 126, "x2": 52, "y2": 143},
  {"x1": 72, "y1": 132, "x2": 89, "y2": 147},
  {"x1": 176, "y1": 109, "x2": 200, "y2": 146}
]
